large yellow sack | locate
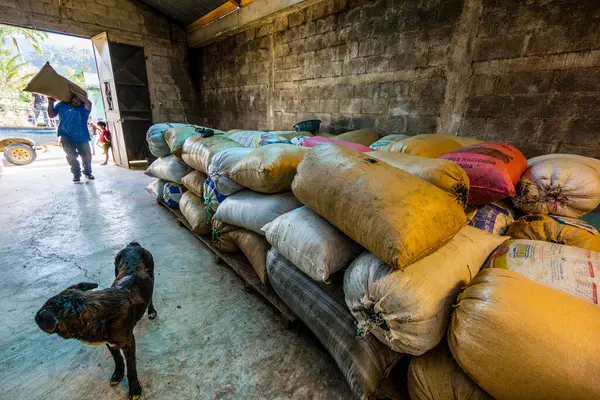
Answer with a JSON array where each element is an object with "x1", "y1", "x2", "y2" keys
[
  {"x1": 181, "y1": 135, "x2": 241, "y2": 174},
  {"x1": 513, "y1": 156, "x2": 600, "y2": 218},
  {"x1": 369, "y1": 151, "x2": 470, "y2": 208},
  {"x1": 408, "y1": 341, "x2": 493, "y2": 400},
  {"x1": 211, "y1": 220, "x2": 239, "y2": 253},
  {"x1": 292, "y1": 144, "x2": 467, "y2": 270},
  {"x1": 344, "y1": 226, "x2": 506, "y2": 355},
  {"x1": 449, "y1": 268, "x2": 600, "y2": 400},
  {"x1": 24, "y1": 62, "x2": 87, "y2": 102},
  {"x1": 229, "y1": 230, "x2": 270, "y2": 284},
  {"x1": 179, "y1": 192, "x2": 211, "y2": 235},
  {"x1": 336, "y1": 129, "x2": 380, "y2": 146},
  {"x1": 386, "y1": 134, "x2": 463, "y2": 158},
  {"x1": 181, "y1": 170, "x2": 207, "y2": 198},
  {"x1": 450, "y1": 136, "x2": 483, "y2": 146},
  {"x1": 229, "y1": 144, "x2": 307, "y2": 194},
  {"x1": 486, "y1": 239, "x2": 600, "y2": 304},
  {"x1": 506, "y1": 215, "x2": 600, "y2": 251}
]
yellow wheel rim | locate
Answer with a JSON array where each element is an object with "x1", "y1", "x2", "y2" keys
[{"x1": 10, "y1": 147, "x2": 31, "y2": 162}]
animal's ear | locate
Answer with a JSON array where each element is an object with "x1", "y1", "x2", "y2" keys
[
  {"x1": 143, "y1": 249, "x2": 154, "y2": 274},
  {"x1": 68, "y1": 282, "x2": 98, "y2": 291},
  {"x1": 114, "y1": 248, "x2": 126, "y2": 277}
]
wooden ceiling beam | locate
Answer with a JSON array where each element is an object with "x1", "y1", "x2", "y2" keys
[{"x1": 187, "y1": 0, "x2": 255, "y2": 33}]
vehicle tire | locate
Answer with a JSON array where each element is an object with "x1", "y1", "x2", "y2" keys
[{"x1": 4, "y1": 143, "x2": 37, "y2": 165}]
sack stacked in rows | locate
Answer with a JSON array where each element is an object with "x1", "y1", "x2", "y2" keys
[
  {"x1": 292, "y1": 144, "x2": 467, "y2": 270},
  {"x1": 146, "y1": 123, "x2": 224, "y2": 158},
  {"x1": 513, "y1": 154, "x2": 600, "y2": 218},
  {"x1": 267, "y1": 249, "x2": 405, "y2": 400},
  {"x1": 449, "y1": 268, "x2": 600, "y2": 399}
]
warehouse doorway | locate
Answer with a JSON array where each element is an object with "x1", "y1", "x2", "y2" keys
[{"x1": 92, "y1": 33, "x2": 153, "y2": 169}]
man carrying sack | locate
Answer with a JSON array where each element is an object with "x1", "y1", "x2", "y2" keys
[
  {"x1": 25, "y1": 63, "x2": 95, "y2": 182},
  {"x1": 48, "y1": 93, "x2": 94, "y2": 182}
]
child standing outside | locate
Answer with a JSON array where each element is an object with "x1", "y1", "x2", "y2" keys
[{"x1": 97, "y1": 121, "x2": 112, "y2": 165}]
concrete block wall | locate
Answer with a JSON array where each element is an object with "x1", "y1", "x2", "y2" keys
[
  {"x1": 194, "y1": 0, "x2": 600, "y2": 158},
  {"x1": 0, "y1": 0, "x2": 200, "y2": 124},
  {"x1": 460, "y1": 0, "x2": 600, "y2": 157},
  {"x1": 197, "y1": 0, "x2": 465, "y2": 134}
]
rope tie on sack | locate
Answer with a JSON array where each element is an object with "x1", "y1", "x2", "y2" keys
[{"x1": 203, "y1": 197, "x2": 213, "y2": 224}]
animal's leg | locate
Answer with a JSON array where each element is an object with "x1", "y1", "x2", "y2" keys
[
  {"x1": 147, "y1": 300, "x2": 157, "y2": 320},
  {"x1": 106, "y1": 345, "x2": 125, "y2": 385},
  {"x1": 123, "y1": 336, "x2": 142, "y2": 400}
]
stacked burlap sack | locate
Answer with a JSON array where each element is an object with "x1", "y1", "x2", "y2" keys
[{"x1": 144, "y1": 125, "x2": 600, "y2": 399}]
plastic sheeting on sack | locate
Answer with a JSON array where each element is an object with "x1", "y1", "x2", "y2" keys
[
  {"x1": 213, "y1": 191, "x2": 302, "y2": 235},
  {"x1": 343, "y1": 226, "x2": 506, "y2": 355},
  {"x1": 448, "y1": 268, "x2": 600, "y2": 400},
  {"x1": 266, "y1": 249, "x2": 404, "y2": 400},
  {"x1": 292, "y1": 144, "x2": 467, "y2": 270},
  {"x1": 263, "y1": 207, "x2": 363, "y2": 281},
  {"x1": 145, "y1": 155, "x2": 191, "y2": 184}
]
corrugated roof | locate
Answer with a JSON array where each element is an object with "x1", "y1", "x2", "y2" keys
[{"x1": 137, "y1": 0, "x2": 229, "y2": 26}]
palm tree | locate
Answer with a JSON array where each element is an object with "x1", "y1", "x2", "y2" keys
[
  {"x1": 0, "y1": 25, "x2": 48, "y2": 61},
  {"x1": 0, "y1": 50, "x2": 35, "y2": 97}
]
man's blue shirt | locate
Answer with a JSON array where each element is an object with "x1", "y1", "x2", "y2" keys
[{"x1": 55, "y1": 102, "x2": 90, "y2": 143}]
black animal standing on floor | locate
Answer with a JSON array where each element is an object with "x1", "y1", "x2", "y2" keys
[{"x1": 34, "y1": 242, "x2": 156, "y2": 400}]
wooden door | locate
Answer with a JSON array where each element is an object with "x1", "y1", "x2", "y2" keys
[{"x1": 92, "y1": 33, "x2": 153, "y2": 168}]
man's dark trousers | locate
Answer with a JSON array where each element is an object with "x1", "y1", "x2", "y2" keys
[{"x1": 62, "y1": 136, "x2": 92, "y2": 178}]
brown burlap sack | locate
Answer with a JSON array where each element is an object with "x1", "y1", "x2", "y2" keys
[
  {"x1": 506, "y1": 215, "x2": 600, "y2": 251},
  {"x1": 291, "y1": 144, "x2": 466, "y2": 270},
  {"x1": 181, "y1": 170, "x2": 207, "y2": 198},
  {"x1": 179, "y1": 192, "x2": 211, "y2": 235},
  {"x1": 369, "y1": 150, "x2": 470, "y2": 208},
  {"x1": 229, "y1": 230, "x2": 270, "y2": 284},
  {"x1": 181, "y1": 135, "x2": 241, "y2": 174},
  {"x1": 448, "y1": 268, "x2": 600, "y2": 400},
  {"x1": 408, "y1": 341, "x2": 493, "y2": 400},
  {"x1": 386, "y1": 134, "x2": 463, "y2": 158},
  {"x1": 336, "y1": 129, "x2": 380, "y2": 146}
]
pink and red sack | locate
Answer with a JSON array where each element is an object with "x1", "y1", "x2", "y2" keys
[
  {"x1": 301, "y1": 136, "x2": 373, "y2": 152},
  {"x1": 441, "y1": 143, "x2": 527, "y2": 205}
]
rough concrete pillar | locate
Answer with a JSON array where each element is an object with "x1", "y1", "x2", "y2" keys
[
  {"x1": 268, "y1": 32, "x2": 276, "y2": 130},
  {"x1": 438, "y1": 0, "x2": 483, "y2": 134}
]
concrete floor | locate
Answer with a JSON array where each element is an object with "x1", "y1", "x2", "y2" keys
[{"x1": 0, "y1": 148, "x2": 352, "y2": 400}]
